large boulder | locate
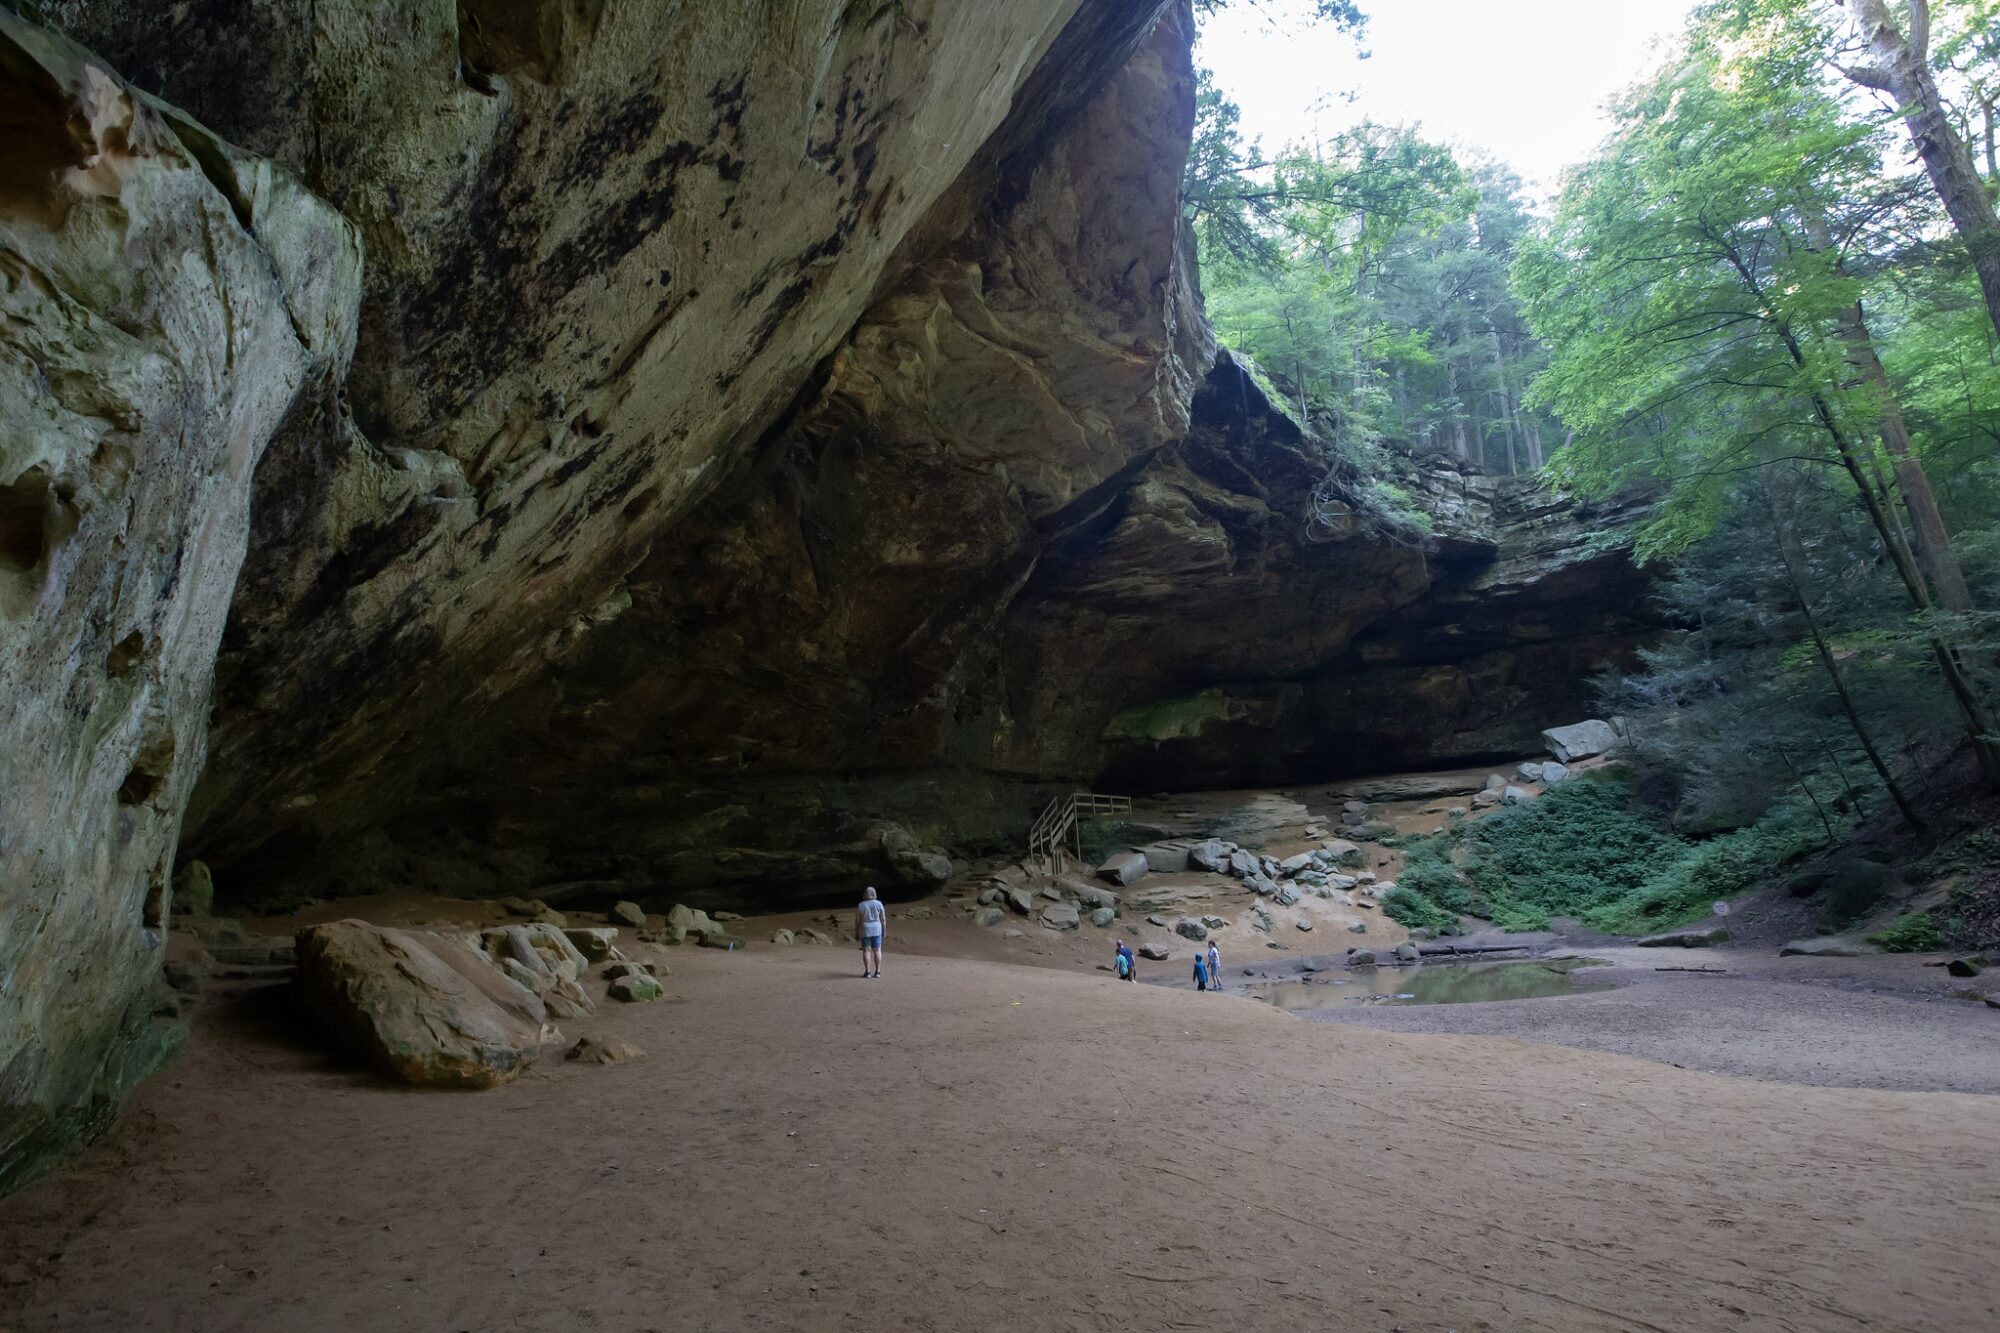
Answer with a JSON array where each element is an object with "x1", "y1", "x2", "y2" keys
[
  {"x1": 1541, "y1": 719, "x2": 1622, "y2": 763},
  {"x1": 1227, "y1": 849, "x2": 1261, "y2": 879},
  {"x1": 1189, "y1": 840, "x2": 1232, "y2": 874},
  {"x1": 1320, "y1": 840, "x2": 1364, "y2": 869},
  {"x1": 1040, "y1": 902, "x2": 1082, "y2": 931},
  {"x1": 1059, "y1": 879, "x2": 1122, "y2": 912},
  {"x1": 1097, "y1": 851, "x2": 1150, "y2": 886},
  {"x1": 1139, "y1": 842, "x2": 1192, "y2": 873},
  {"x1": 294, "y1": 922, "x2": 551, "y2": 1088},
  {"x1": 1174, "y1": 918, "x2": 1208, "y2": 941}
]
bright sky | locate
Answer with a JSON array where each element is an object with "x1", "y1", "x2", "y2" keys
[{"x1": 1196, "y1": 0, "x2": 1704, "y2": 198}]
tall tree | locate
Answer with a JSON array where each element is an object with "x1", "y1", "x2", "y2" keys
[{"x1": 1835, "y1": 0, "x2": 2000, "y2": 341}]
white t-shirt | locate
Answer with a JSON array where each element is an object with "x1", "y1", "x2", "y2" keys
[{"x1": 857, "y1": 898, "x2": 886, "y2": 937}]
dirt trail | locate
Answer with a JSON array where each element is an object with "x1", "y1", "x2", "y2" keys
[{"x1": 3, "y1": 946, "x2": 1996, "y2": 1332}]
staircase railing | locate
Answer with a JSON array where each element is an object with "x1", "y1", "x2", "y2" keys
[{"x1": 1027, "y1": 792, "x2": 1132, "y2": 874}]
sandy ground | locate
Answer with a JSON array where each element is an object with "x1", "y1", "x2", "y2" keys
[{"x1": 4, "y1": 942, "x2": 1999, "y2": 1332}]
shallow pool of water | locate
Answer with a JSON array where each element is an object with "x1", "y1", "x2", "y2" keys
[{"x1": 1249, "y1": 957, "x2": 1611, "y2": 1011}]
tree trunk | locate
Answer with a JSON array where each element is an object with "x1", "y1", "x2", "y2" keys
[
  {"x1": 1839, "y1": 0, "x2": 2000, "y2": 343},
  {"x1": 1765, "y1": 486, "x2": 1927, "y2": 832}
]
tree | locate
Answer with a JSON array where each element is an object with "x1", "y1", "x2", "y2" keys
[
  {"x1": 1515, "y1": 23, "x2": 2000, "y2": 783},
  {"x1": 1834, "y1": 0, "x2": 2000, "y2": 342}
]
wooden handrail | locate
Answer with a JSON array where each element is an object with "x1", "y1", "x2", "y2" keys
[{"x1": 1026, "y1": 792, "x2": 1131, "y2": 872}]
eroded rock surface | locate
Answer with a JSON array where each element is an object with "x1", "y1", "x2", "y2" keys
[{"x1": 0, "y1": 14, "x2": 361, "y2": 1190}]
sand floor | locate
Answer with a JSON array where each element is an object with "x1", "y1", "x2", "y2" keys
[{"x1": 3, "y1": 943, "x2": 1997, "y2": 1332}]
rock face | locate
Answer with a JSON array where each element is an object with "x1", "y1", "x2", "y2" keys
[
  {"x1": 293, "y1": 922, "x2": 551, "y2": 1088},
  {"x1": 1, "y1": 0, "x2": 1659, "y2": 1187},
  {"x1": 0, "y1": 14, "x2": 361, "y2": 1191}
]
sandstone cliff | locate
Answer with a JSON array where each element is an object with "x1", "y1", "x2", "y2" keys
[{"x1": 2, "y1": 0, "x2": 1653, "y2": 1187}]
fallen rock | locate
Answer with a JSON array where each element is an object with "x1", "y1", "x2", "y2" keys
[
  {"x1": 1188, "y1": 840, "x2": 1232, "y2": 874},
  {"x1": 1139, "y1": 942, "x2": 1173, "y2": 961},
  {"x1": 1227, "y1": 849, "x2": 1260, "y2": 879},
  {"x1": 1097, "y1": 851, "x2": 1149, "y2": 886},
  {"x1": 973, "y1": 907, "x2": 1005, "y2": 928},
  {"x1": 1146, "y1": 913, "x2": 1168, "y2": 927},
  {"x1": 1636, "y1": 926, "x2": 1731, "y2": 948},
  {"x1": 1542, "y1": 719, "x2": 1621, "y2": 763},
  {"x1": 563, "y1": 928, "x2": 618, "y2": 963},
  {"x1": 1175, "y1": 918, "x2": 1208, "y2": 941},
  {"x1": 1005, "y1": 888, "x2": 1036, "y2": 916},
  {"x1": 712, "y1": 910, "x2": 743, "y2": 922},
  {"x1": 1278, "y1": 852, "x2": 1316, "y2": 875},
  {"x1": 1394, "y1": 942, "x2": 1420, "y2": 962},
  {"x1": 1945, "y1": 956, "x2": 1989, "y2": 978},
  {"x1": 1245, "y1": 873, "x2": 1280, "y2": 897},
  {"x1": 1040, "y1": 902, "x2": 1082, "y2": 931},
  {"x1": 1060, "y1": 879, "x2": 1121, "y2": 912},
  {"x1": 1777, "y1": 936, "x2": 1873, "y2": 957},
  {"x1": 566, "y1": 1037, "x2": 645, "y2": 1065},
  {"x1": 1201, "y1": 915, "x2": 1229, "y2": 929},
  {"x1": 1541, "y1": 762, "x2": 1570, "y2": 784},
  {"x1": 542, "y1": 977, "x2": 595, "y2": 1020},
  {"x1": 1273, "y1": 885, "x2": 1301, "y2": 907},
  {"x1": 608, "y1": 973, "x2": 664, "y2": 1001},
  {"x1": 978, "y1": 887, "x2": 1002, "y2": 907},
  {"x1": 1320, "y1": 840, "x2": 1364, "y2": 868},
  {"x1": 696, "y1": 932, "x2": 747, "y2": 951},
  {"x1": 1295, "y1": 919, "x2": 1313, "y2": 932},
  {"x1": 1347, "y1": 922, "x2": 1368, "y2": 934},
  {"x1": 610, "y1": 901, "x2": 647, "y2": 928},
  {"x1": 800, "y1": 928, "x2": 833, "y2": 946},
  {"x1": 1501, "y1": 785, "x2": 1532, "y2": 805},
  {"x1": 171, "y1": 860, "x2": 215, "y2": 918},
  {"x1": 294, "y1": 921, "x2": 550, "y2": 1088},
  {"x1": 1483, "y1": 774, "x2": 1506, "y2": 791},
  {"x1": 1517, "y1": 762, "x2": 1545, "y2": 782},
  {"x1": 772, "y1": 928, "x2": 796, "y2": 946},
  {"x1": 1090, "y1": 906, "x2": 1117, "y2": 928},
  {"x1": 1348, "y1": 949, "x2": 1377, "y2": 966},
  {"x1": 1139, "y1": 842, "x2": 1192, "y2": 873}
]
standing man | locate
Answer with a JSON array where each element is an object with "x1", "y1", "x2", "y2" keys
[
  {"x1": 856, "y1": 886, "x2": 886, "y2": 978},
  {"x1": 1207, "y1": 939, "x2": 1221, "y2": 994}
]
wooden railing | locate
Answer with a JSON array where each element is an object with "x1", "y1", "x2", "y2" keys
[{"x1": 1027, "y1": 792, "x2": 1132, "y2": 874}]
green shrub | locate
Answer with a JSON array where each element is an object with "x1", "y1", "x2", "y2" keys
[
  {"x1": 1868, "y1": 912, "x2": 1944, "y2": 953},
  {"x1": 1458, "y1": 780, "x2": 1677, "y2": 926},
  {"x1": 1602, "y1": 801, "x2": 1824, "y2": 931}
]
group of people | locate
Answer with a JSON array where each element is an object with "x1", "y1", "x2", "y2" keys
[
  {"x1": 856, "y1": 885, "x2": 1225, "y2": 994},
  {"x1": 1114, "y1": 937, "x2": 1223, "y2": 993}
]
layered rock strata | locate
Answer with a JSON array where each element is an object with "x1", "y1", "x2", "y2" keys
[{"x1": 0, "y1": 14, "x2": 362, "y2": 1188}]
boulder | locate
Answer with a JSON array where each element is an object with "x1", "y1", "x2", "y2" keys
[
  {"x1": 1060, "y1": 879, "x2": 1121, "y2": 912},
  {"x1": 542, "y1": 978, "x2": 595, "y2": 1020},
  {"x1": 1040, "y1": 902, "x2": 1081, "y2": 931},
  {"x1": 563, "y1": 928, "x2": 618, "y2": 963},
  {"x1": 294, "y1": 922, "x2": 550, "y2": 1088},
  {"x1": 1517, "y1": 762, "x2": 1545, "y2": 782},
  {"x1": 1483, "y1": 774, "x2": 1506, "y2": 791},
  {"x1": 1090, "y1": 907, "x2": 1117, "y2": 929},
  {"x1": 1227, "y1": 850, "x2": 1261, "y2": 879},
  {"x1": 484, "y1": 924, "x2": 590, "y2": 987},
  {"x1": 1394, "y1": 942, "x2": 1420, "y2": 962},
  {"x1": 1139, "y1": 843, "x2": 1192, "y2": 873},
  {"x1": 1273, "y1": 885, "x2": 1301, "y2": 907},
  {"x1": 1139, "y1": 943, "x2": 1173, "y2": 961},
  {"x1": 1146, "y1": 914, "x2": 1168, "y2": 927},
  {"x1": 876, "y1": 823, "x2": 954, "y2": 886},
  {"x1": 696, "y1": 932, "x2": 746, "y2": 951},
  {"x1": 712, "y1": 910, "x2": 743, "y2": 922},
  {"x1": 667, "y1": 904, "x2": 720, "y2": 936},
  {"x1": 1005, "y1": 888, "x2": 1037, "y2": 917},
  {"x1": 497, "y1": 957, "x2": 543, "y2": 994},
  {"x1": 1945, "y1": 956, "x2": 1988, "y2": 978},
  {"x1": 1188, "y1": 840, "x2": 1232, "y2": 874},
  {"x1": 1245, "y1": 873, "x2": 1280, "y2": 897},
  {"x1": 1320, "y1": 840, "x2": 1364, "y2": 869},
  {"x1": 1348, "y1": 949, "x2": 1377, "y2": 965},
  {"x1": 1097, "y1": 851, "x2": 1149, "y2": 886},
  {"x1": 1278, "y1": 852, "x2": 1316, "y2": 875},
  {"x1": 1347, "y1": 921, "x2": 1368, "y2": 934},
  {"x1": 170, "y1": 861, "x2": 215, "y2": 918},
  {"x1": 800, "y1": 929, "x2": 834, "y2": 946},
  {"x1": 1637, "y1": 926, "x2": 1731, "y2": 948},
  {"x1": 610, "y1": 901, "x2": 647, "y2": 929},
  {"x1": 1471, "y1": 788, "x2": 1502, "y2": 809},
  {"x1": 533, "y1": 908, "x2": 569, "y2": 928},
  {"x1": 566, "y1": 1037, "x2": 644, "y2": 1065},
  {"x1": 1540, "y1": 762, "x2": 1570, "y2": 784},
  {"x1": 1201, "y1": 915, "x2": 1229, "y2": 929},
  {"x1": 1324, "y1": 875, "x2": 1358, "y2": 892},
  {"x1": 1174, "y1": 919, "x2": 1208, "y2": 942},
  {"x1": 1343, "y1": 800, "x2": 1368, "y2": 816},
  {"x1": 977, "y1": 887, "x2": 1003, "y2": 907},
  {"x1": 608, "y1": 973, "x2": 664, "y2": 1002},
  {"x1": 974, "y1": 907, "x2": 1006, "y2": 928},
  {"x1": 1781, "y1": 933, "x2": 1865, "y2": 958},
  {"x1": 1501, "y1": 785, "x2": 1532, "y2": 806},
  {"x1": 771, "y1": 929, "x2": 796, "y2": 946},
  {"x1": 1295, "y1": 919, "x2": 1313, "y2": 932},
  {"x1": 1541, "y1": 719, "x2": 1621, "y2": 763}
]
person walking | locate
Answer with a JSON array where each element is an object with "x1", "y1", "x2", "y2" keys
[
  {"x1": 1192, "y1": 949, "x2": 1209, "y2": 993},
  {"x1": 856, "y1": 886, "x2": 886, "y2": 978},
  {"x1": 1115, "y1": 939, "x2": 1136, "y2": 982},
  {"x1": 1207, "y1": 940, "x2": 1221, "y2": 993}
]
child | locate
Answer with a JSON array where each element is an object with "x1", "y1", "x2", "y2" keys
[
  {"x1": 1192, "y1": 950, "x2": 1209, "y2": 992},
  {"x1": 1115, "y1": 939, "x2": 1136, "y2": 982}
]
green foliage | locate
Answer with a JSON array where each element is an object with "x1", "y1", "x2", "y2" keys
[{"x1": 1868, "y1": 912, "x2": 1945, "y2": 953}]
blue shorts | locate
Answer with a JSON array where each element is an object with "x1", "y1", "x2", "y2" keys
[{"x1": 861, "y1": 932, "x2": 882, "y2": 948}]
